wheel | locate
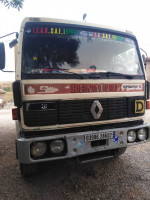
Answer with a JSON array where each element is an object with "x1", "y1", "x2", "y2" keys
[
  {"x1": 115, "y1": 147, "x2": 127, "y2": 157},
  {"x1": 20, "y1": 163, "x2": 38, "y2": 176}
]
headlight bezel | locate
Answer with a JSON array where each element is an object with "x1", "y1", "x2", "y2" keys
[
  {"x1": 127, "y1": 128, "x2": 148, "y2": 143},
  {"x1": 31, "y1": 142, "x2": 47, "y2": 158},
  {"x1": 30, "y1": 139, "x2": 67, "y2": 160},
  {"x1": 127, "y1": 130, "x2": 137, "y2": 143},
  {"x1": 49, "y1": 139, "x2": 65, "y2": 155},
  {"x1": 137, "y1": 128, "x2": 147, "y2": 141}
]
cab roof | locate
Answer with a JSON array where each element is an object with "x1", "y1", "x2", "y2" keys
[{"x1": 21, "y1": 17, "x2": 134, "y2": 36}]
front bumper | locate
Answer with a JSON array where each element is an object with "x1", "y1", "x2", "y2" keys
[{"x1": 16, "y1": 123, "x2": 150, "y2": 164}]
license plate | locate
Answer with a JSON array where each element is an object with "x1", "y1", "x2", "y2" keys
[{"x1": 85, "y1": 131, "x2": 114, "y2": 142}]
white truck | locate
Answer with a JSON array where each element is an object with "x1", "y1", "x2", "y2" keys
[{"x1": 0, "y1": 17, "x2": 150, "y2": 176}]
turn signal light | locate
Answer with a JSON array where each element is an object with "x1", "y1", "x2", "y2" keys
[
  {"x1": 146, "y1": 99, "x2": 150, "y2": 109},
  {"x1": 12, "y1": 108, "x2": 18, "y2": 120}
]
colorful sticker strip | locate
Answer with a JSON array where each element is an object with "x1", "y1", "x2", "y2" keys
[{"x1": 25, "y1": 27, "x2": 134, "y2": 44}]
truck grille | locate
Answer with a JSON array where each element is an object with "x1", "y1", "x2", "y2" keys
[{"x1": 23, "y1": 97, "x2": 145, "y2": 127}]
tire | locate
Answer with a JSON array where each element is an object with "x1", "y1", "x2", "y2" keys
[
  {"x1": 20, "y1": 163, "x2": 38, "y2": 176},
  {"x1": 115, "y1": 147, "x2": 127, "y2": 157}
]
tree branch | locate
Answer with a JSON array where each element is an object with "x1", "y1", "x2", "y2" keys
[{"x1": 0, "y1": 0, "x2": 24, "y2": 10}]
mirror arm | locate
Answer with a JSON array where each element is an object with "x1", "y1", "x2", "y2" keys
[
  {"x1": 1, "y1": 69, "x2": 15, "y2": 72},
  {"x1": 0, "y1": 32, "x2": 18, "y2": 40},
  {"x1": 140, "y1": 48, "x2": 148, "y2": 58}
]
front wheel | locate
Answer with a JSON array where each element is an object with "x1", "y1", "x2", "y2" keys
[
  {"x1": 20, "y1": 163, "x2": 38, "y2": 176},
  {"x1": 115, "y1": 147, "x2": 127, "y2": 157}
]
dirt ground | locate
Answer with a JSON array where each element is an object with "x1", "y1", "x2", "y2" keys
[{"x1": 0, "y1": 108, "x2": 150, "y2": 200}]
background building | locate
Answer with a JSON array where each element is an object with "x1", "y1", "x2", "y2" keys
[{"x1": 0, "y1": 89, "x2": 6, "y2": 108}]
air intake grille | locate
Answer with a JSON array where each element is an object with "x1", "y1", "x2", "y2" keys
[{"x1": 23, "y1": 97, "x2": 145, "y2": 127}]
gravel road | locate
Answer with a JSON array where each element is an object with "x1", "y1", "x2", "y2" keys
[{"x1": 0, "y1": 108, "x2": 150, "y2": 200}]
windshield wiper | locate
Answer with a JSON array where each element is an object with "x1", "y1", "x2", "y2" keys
[
  {"x1": 88, "y1": 71, "x2": 135, "y2": 79},
  {"x1": 88, "y1": 73, "x2": 102, "y2": 79},
  {"x1": 104, "y1": 71, "x2": 134, "y2": 79},
  {"x1": 55, "y1": 69, "x2": 87, "y2": 79}
]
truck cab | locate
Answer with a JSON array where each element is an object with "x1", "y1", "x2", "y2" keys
[{"x1": 0, "y1": 17, "x2": 150, "y2": 176}]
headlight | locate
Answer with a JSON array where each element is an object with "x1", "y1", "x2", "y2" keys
[
  {"x1": 31, "y1": 142, "x2": 47, "y2": 157},
  {"x1": 50, "y1": 140, "x2": 65, "y2": 154},
  {"x1": 127, "y1": 130, "x2": 136, "y2": 143},
  {"x1": 137, "y1": 128, "x2": 147, "y2": 141}
]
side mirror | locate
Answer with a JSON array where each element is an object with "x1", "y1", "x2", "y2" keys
[
  {"x1": 0, "y1": 43, "x2": 5, "y2": 70},
  {"x1": 9, "y1": 39, "x2": 18, "y2": 48}
]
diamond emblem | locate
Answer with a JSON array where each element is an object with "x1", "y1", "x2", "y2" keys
[{"x1": 90, "y1": 100, "x2": 103, "y2": 119}]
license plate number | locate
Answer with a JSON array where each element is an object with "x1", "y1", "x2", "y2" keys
[{"x1": 85, "y1": 131, "x2": 114, "y2": 142}]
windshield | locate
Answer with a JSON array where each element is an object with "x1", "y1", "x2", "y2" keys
[{"x1": 22, "y1": 24, "x2": 143, "y2": 78}]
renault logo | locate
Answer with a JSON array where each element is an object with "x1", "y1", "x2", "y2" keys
[{"x1": 90, "y1": 100, "x2": 103, "y2": 119}]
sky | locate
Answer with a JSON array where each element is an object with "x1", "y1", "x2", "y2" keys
[{"x1": 0, "y1": 0, "x2": 150, "y2": 81}]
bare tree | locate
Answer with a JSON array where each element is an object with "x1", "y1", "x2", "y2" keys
[{"x1": 0, "y1": 0, "x2": 24, "y2": 10}]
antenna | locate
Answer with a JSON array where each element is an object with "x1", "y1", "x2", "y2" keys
[{"x1": 83, "y1": 13, "x2": 87, "y2": 21}]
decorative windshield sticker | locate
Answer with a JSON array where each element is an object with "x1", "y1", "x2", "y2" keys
[
  {"x1": 25, "y1": 27, "x2": 78, "y2": 35},
  {"x1": 24, "y1": 83, "x2": 144, "y2": 95},
  {"x1": 25, "y1": 26, "x2": 134, "y2": 44}
]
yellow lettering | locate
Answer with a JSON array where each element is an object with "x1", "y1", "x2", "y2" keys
[
  {"x1": 135, "y1": 100, "x2": 144, "y2": 113},
  {"x1": 33, "y1": 56, "x2": 37, "y2": 61},
  {"x1": 51, "y1": 28, "x2": 54, "y2": 34},
  {"x1": 55, "y1": 28, "x2": 58, "y2": 34},
  {"x1": 103, "y1": 33, "x2": 105, "y2": 39}
]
